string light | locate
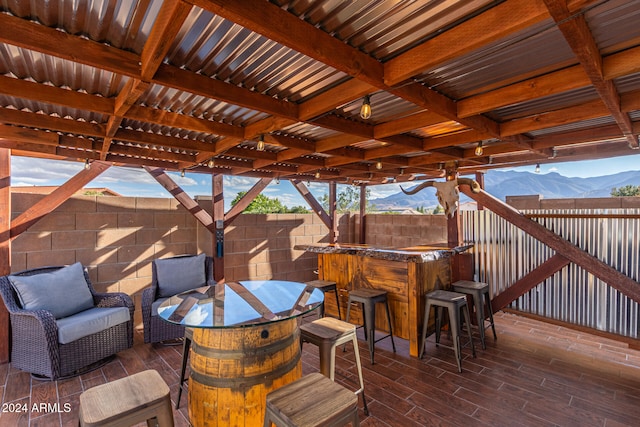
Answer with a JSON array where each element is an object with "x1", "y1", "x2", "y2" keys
[
  {"x1": 375, "y1": 160, "x2": 383, "y2": 170},
  {"x1": 360, "y1": 95, "x2": 372, "y2": 120},
  {"x1": 275, "y1": 177, "x2": 280, "y2": 184},
  {"x1": 256, "y1": 134, "x2": 265, "y2": 151},
  {"x1": 475, "y1": 141, "x2": 484, "y2": 156},
  {"x1": 207, "y1": 158, "x2": 215, "y2": 168},
  {"x1": 181, "y1": 169, "x2": 185, "y2": 178},
  {"x1": 315, "y1": 171, "x2": 321, "y2": 179},
  {"x1": 84, "y1": 158, "x2": 90, "y2": 170},
  {"x1": 535, "y1": 163, "x2": 541, "y2": 173}
]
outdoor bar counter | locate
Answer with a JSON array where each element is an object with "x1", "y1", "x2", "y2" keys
[{"x1": 294, "y1": 243, "x2": 472, "y2": 357}]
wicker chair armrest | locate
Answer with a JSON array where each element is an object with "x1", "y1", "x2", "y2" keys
[
  {"x1": 11, "y1": 309, "x2": 59, "y2": 352},
  {"x1": 93, "y1": 292, "x2": 132, "y2": 308}
]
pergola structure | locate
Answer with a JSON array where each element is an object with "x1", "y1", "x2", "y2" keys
[{"x1": 1, "y1": 0, "x2": 640, "y2": 361}]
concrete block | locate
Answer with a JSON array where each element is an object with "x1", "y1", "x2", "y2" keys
[
  {"x1": 76, "y1": 212, "x2": 117, "y2": 230},
  {"x1": 30, "y1": 212, "x2": 76, "y2": 232},
  {"x1": 154, "y1": 213, "x2": 187, "y2": 228},
  {"x1": 11, "y1": 253, "x2": 27, "y2": 273},
  {"x1": 169, "y1": 227, "x2": 197, "y2": 243},
  {"x1": 97, "y1": 197, "x2": 136, "y2": 212},
  {"x1": 27, "y1": 250, "x2": 75, "y2": 269},
  {"x1": 12, "y1": 232, "x2": 52, "y2": 252},
  {"x1": 135, "y1": 197, "x2": 171, "y2": 211},
  {"x1": 135, "y1": 228, "x2": 170, "y2": 245},
  {"x1": 96, "y1": 229, "x2": 136, "y2": 248},
  {"x1": 75, "y1": 247, "x2": 118, "y2": 267},
  {"x1": 52, "y1": 230, "x2": 96, "y2": 249},
  {"x1": 540, "y1": 199, "x2": 576, "y2": 209},
  {"x1": 117, "y1": 245, "x2": 156, "y2": 263},
  {"x1": 97, "y1": 262, "x2": 137, "y2": 283},
  {"x1": 118, "y1": 212, "x2": 155, "y2": 228},
  {"x1": 58, "y1": 197, "x2": 97, "y2": 213},
  {"x1": 575, "y1": 198, "x2": 621, "y2": 209}
]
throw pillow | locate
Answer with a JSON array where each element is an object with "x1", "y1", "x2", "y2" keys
[
  {"x1": 155, "y1": 253, "x2": 206, "y2": 297},
  {"x1": 9, "y1": 262, "x2": 95, "y2": 319}
]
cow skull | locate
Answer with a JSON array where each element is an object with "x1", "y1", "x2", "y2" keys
[{"x1": 400, "y1": 178, "x2": 481, "y2": 217}]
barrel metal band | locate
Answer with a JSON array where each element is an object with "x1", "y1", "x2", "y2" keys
[
  {"x1": 190, "y1": 351, "x2": 301, "y2": 390},
  {"x1": 191, "y1": 329, "x2": 299, "y2": 360}
]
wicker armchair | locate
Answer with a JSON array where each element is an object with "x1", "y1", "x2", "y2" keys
[
  {"x1": 0, "y1": 264, "x2": 134, "y2": 380},
  {"x1": 142, "y1": 254, "x2": 214, "y2": 344}
]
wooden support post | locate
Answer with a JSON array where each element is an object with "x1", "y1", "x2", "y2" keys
[
  {"x1": 329, "y1": 181, "x2": 337, "y2": 243},
  {"x1": 359, "y1": 185, "x2": 366, "y2": 244},
  {"x1": 475, "y1": 171, "x2": 485, "y2": 210},
  {"x1": 0, "y1": 148, "x2": 10, "y2": 363},
  {"x1": 212, "y1": 174, "x2": 224, "y2": 282}
]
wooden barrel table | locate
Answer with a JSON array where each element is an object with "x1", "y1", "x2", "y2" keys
[
  {"x1": 188, "y1": 317, "x2": 302, "y2": 426},
  {"x1": 156, "y1": 281, "x2": 323, "y2": 427}
]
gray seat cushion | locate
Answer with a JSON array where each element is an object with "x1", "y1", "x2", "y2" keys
[
  {"x1": 155, "y1": 254, "x2": 206, "y2": 297},
  {"x1": 9, "y1": 262, "x2": 94, "y2": 319},
  {"x1": 56, "y1": 306, "x2": 130, "y2": 344}
]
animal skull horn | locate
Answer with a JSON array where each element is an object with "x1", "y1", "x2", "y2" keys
[{"x1": 400, "y1": 178, "x2": 481, "y2": 217}]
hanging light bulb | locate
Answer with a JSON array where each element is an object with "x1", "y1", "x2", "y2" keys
[
  {"x1": 375, "y1": 160, "x2": 383, "y2": 170},
  {"x1": 84, "y1": 158, "x2": 90, "y2": 170},
  {"x1": 275, "y1": 176, "x2": 280, "y2": 184},
  {"x1": 360, "y1": 95, "x2": 372, "y2": 120},
  {"x1": 207, "y1": 158, "x2": 215, "y2": 168},
  {"x1": 535, "y1": 163, "x2": 541, "y2": 173},
  {"x1": 181, "y1": 169, "x2": 185, "y2": 178},
  {"x1": 315, "y1": 171, "x2": 321, "y2": 179},
  {"x1": 475, "y1": 141, "x2": 484, "y2": 156},
  {"x1": 256, "y1": 134, "x2": 265, "y2": 151}
]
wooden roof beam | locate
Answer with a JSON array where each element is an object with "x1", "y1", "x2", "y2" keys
[{"x1": 543, "y1": 0, "x2": 638, "y2": 148}]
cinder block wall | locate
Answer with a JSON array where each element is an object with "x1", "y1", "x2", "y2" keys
[
  {"x1": 11, "y1": 194, "x2": 199, "y2": 326},
  {"x1": 364, "y1": 213, "x2": 447, "y2": 247},
  {"x1": 9, "y1": 193, "x2": 356, "y2": 326}
]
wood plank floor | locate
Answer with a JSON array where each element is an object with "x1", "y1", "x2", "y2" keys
[{"x1": 1, "y1": 311, "x2": 640, "y2": 426}]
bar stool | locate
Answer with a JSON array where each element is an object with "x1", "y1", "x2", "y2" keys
[
  {"x1": 420, "y1": 290, "x2": 476, "y2": 373},
  {"x1": 263, "y1": 372, "x2": 359, "y2": 427},
  {"x1": 305, "y1": 280, "x2": 342, "y2": 319},
  {"x1": 345, "y1": 288, "x2": 396, "y2": 364},
  {"x1": 176, "y1": 327, "x2": 193, "y2": 409},
  {"x1": 300, "y1": 317, "x2": 368, "y2": 415},
  {"x1": 79, "y1": 369, "x2": 174, "y2": 427},
  {"x1": 452, "y1": 280, "x2": 497, "y2": 350}
]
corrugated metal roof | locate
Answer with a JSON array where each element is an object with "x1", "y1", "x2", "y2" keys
[
  {"x1": 0, "y1": 0, "x2": 159, "y2": 53},
  {"x1": 275, "y1": 0, "x2": 496, "y2": 60},
  {"x1": 170, "y1": 7, "x2": 348, "y2": 103},
  {"x1": 420, "y1": 19, "x2": 572, "y2": 99}
]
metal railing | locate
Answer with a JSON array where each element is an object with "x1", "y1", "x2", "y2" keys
[{"x1": 461, "y1": 209, "x2": 640, "y2": 339}]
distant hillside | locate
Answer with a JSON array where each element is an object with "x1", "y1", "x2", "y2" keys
[{"x1": 370, "y1": 170, "x2": 640, "y2": 209}]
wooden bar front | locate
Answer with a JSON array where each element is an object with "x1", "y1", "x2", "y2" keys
[{"x1": 296, "y1": 244, "x2": 462, "y2": 357}]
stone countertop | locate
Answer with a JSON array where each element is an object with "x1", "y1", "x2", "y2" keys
[{"x1": 293, "y1": 243, "x2": 473, "y2": 263}]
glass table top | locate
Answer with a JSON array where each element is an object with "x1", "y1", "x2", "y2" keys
[{"x1": 157, "y1": 280, "x2": 324, "y2": 328}]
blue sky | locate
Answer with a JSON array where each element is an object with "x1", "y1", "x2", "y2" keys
[{"x1": 11, "y1": 154, "x2": 640, "y2": 210}]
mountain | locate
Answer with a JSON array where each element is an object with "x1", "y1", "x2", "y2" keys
[{"x1": 370, "y1": 170, "x2": 640, "y2": 209}]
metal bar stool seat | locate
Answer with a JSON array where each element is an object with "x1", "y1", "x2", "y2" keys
[
  {"x1": 300, "y1": 317, "x2": 368, "y2": 414},
  {"x1": 420, "y1": 290, "x2": 476, "y2": 373},
  {"x1": 345, "y1": 288, "x2": 396, "y2": 364},
  {"x1": 305, "y1": 280, "x2": 342, "y2": 319},
  {"x1": 452, "y1": 280, "x2": 497, "y2": 350},
  {"x1": 263, "y1": 372, "x2": 359, "y2": 427}
]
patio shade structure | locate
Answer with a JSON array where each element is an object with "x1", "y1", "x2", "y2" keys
[{"x1": 2, "y1": 0, "x2": 640, "y2": 361}]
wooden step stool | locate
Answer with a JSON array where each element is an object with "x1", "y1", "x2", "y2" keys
[
  {"x1": 78, "y1": 369, "x2": 174, "y2": 427},
  {"x1": 264, "y1": 372, "x2": 359, "y2": 427}
]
